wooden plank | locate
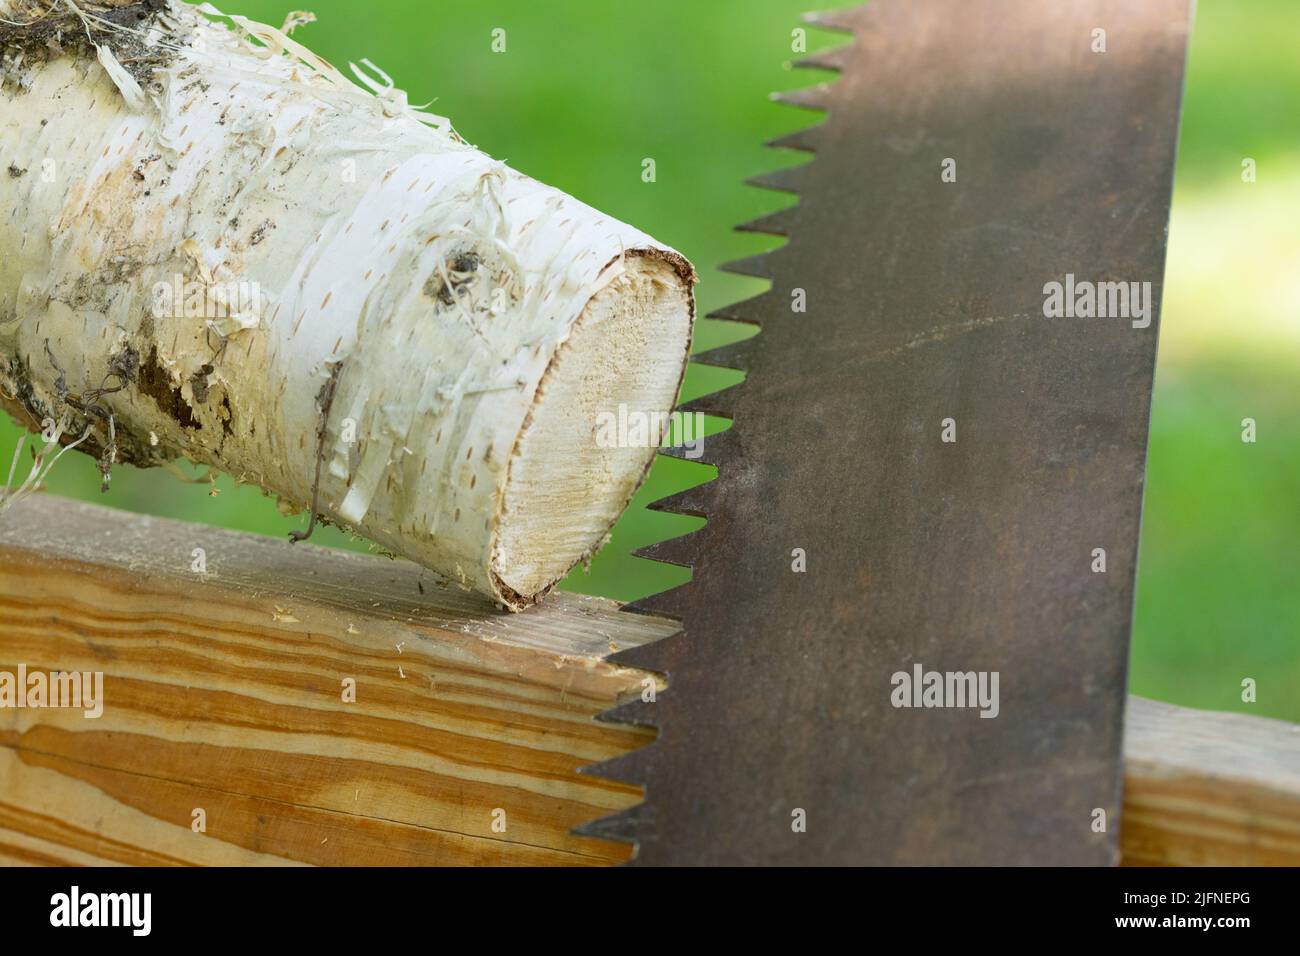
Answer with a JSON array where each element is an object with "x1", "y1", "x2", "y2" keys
[
  {"x1": 1121, "y1": 696, "x2": 1300, "y2": 866},
  {"x1": 2, "y1": 496, "x2": 1297, "y2": 866},
  {"x1": 0, "y1": 494, "x2": 671, "y2": 866}
]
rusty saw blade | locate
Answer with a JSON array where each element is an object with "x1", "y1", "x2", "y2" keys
[{"x1": 582, "y1": 0, "x2": 1191, "y2": 864}]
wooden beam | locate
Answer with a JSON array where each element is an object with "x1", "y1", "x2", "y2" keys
[
  {"x1": 1121, "y1": 696, "x2": 1300, "y2": 866},
  {"x1": 1, "y1": 496, "x2": 1297, "y2": 865},
  {"x1": 0, "y1": 495, "x2": 671, "y2": 865}
]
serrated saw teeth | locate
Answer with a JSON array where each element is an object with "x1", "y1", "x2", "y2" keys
[{"x1": 573, "y1": 8, "x2": 846, "y2": 860}]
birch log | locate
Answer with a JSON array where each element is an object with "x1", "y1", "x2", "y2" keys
[{"x1": 0, "y1": 0, "x2": 695, "y2": 609}]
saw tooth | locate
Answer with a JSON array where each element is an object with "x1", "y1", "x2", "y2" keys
[
  {"x1": 686, "y1": 423, "x2": 742, "y2": 467},
  {"x1": 734, "y1": 206, "x2": 796, "y2": 237},
  {"x1": 632, "y1": 530, "x2": 701, "y2": 568},
  {"x1": 793, "y1": 43, "x2": 853, "y2": 72},
  {"x1": 676, "y1": 390, "x2": 734, "y2": 417},
  {"x1": 570, "y1": 803, "x2": 650, "y2": 845},
  {"x1": 594, "y1": 697, "x2": 660, "y2": 728},
  {"x1": 764, "y1": 124, "x2": 824, "y2": 153},
  {"x1": 652, "y1": 425, "x2": 739, "y2": 471},
  {"x1": 655, "y1": 441, "x2": 720, "y2": 462},
  {"x1": 717, "y1": 250, "x2": 777, "y2": 279},
  {"x1": 619, "y1": 583, "x2": 693, "y2": 621},
  {"x1": 605, "y1": 628, "x2": 682, "y2": 669},
  {"x1": 745, "y1": 166, "x2": 805, "y2": 194},
  {"x1": 644, "y1": 475, "x2": 717, "y2": 516},
  {"x1": 771, "y1": 84, "x2": 835, "y2": 110},
  {"x1": 706, "y1": 295, "x2": 768, "y2": 323},
  {"x1": 577, "y1": 746, "x2": 657, "y2": 788},
  {"x1": 693, "y1": 335, "x2": 758, "y2": 371}
]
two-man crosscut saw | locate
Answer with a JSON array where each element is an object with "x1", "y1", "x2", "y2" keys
[{"x1": 582, "y1": 0, "x2": 1192, "y2": 864}]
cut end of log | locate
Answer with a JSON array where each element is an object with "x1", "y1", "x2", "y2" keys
[
  {"x1": 0, "y1": 0, "x2": 699, "y2": 610},
  {"x1": 491, "y1": 251, "x2": 695, "y2": 608}
]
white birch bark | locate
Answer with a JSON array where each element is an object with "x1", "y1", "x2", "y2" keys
[{"x1": 0, "y1": 0, "x2": 695, "y2": 609}]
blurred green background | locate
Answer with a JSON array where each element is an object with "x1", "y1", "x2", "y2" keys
[{"x1": 5, "y1": 1, "x2": 1296, "y2": 720}]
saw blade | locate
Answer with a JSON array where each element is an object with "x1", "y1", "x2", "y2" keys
[{"x1": 583, "y1": 0, "x2": 1192, "y2": 864}]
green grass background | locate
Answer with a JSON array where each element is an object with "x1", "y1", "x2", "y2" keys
[{"x1": 4, "y1": 1, "x2": 1296, "y2": 720}]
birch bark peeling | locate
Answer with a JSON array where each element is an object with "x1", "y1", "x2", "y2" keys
[{"x1": 0, "y1": 0, "x2": 695, "y2": 609}]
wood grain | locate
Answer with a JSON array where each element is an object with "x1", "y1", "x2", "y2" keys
[
  {"x1": 0, "y1": 494, "x2": 672, "y2": 865},
  {"x1": 2, "y1": 497, "x2": 1297, "y2": 866},
  {"x1": 1121, "y1": 696, "x2": 1300, "y2": 866}
]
